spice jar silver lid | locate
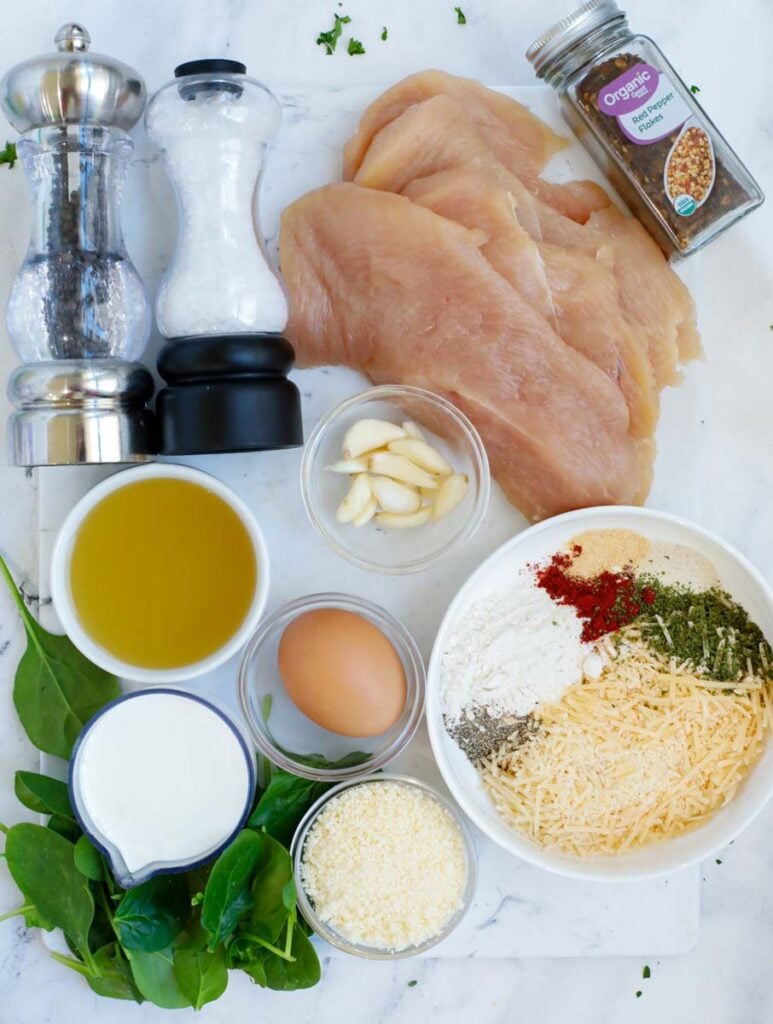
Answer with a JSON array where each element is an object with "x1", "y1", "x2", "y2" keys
[
  {"x1": 526, "y1": 0, "x2": 625, "y2": 78},
  {"x1": 1, "y1": 23, "x2": 146, "y2": 132}
]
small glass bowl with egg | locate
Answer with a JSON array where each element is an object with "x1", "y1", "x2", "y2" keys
[
  {"x1": 237, "y1": 593, "x2": 425, "y2": 781},
  {"x1": 301, "y1": 385, "x2": 490, "y2": 574}
]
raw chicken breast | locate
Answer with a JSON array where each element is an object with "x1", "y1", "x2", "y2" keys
[
  {"x1": 279, "y1": 72, "x2": 700, "y2": 520},
  {"x1": 352, "y1": 92, "x2": 699, "y2": 390},
  {"x1": 343, "y1": 70, "x2": 568, "y2": 182},
  {"x1": 282, "y1": 184, "x2": 649, "y2": 519},
  {"x1": 404, "y1": 169, "x2": 658, "y2": 439},
  {"x1": 353, "y1": 93, "x2": 610, "y2": 225}
]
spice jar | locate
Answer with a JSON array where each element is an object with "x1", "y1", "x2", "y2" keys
[
  {"x1": 526, "y1": 0, "x2": 764, "y2": 257},
  {"x1": 145, "y1": 59, "x2": 302, "y2": 455},
  {"x1": 0, "y1": 24, "x2": 155, "y2": 465}
]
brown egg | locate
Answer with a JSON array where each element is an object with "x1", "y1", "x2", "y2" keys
[{"x1": 277, "y1": 609, "x2": 407, "y2": 737}]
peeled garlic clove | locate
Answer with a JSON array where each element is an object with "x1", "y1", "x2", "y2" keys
[
  {"x1": 402, "y1": 420, "x2": 426, "y2": 442},
  {"x1": 336, "y1": 474, "x2": 372, "y2": 524},
  {"x1": 432, "y1": 473, "x2": 469, "y2": 520},
  {"x1": 352, "y1": 496, "x2": 378, "y2": 527},
  {"x1": 387, "y1": 438, "x2": 453, "y2": 477},
  {"x1": 376, "y1": 507, "x2": 433, "y2": 530},
  {"x1": 370, "y1": 476, "x2": 421, "y2": 514},
  {"x1": 369, "y1": 451, "x2": 438, "y2": 489},
  {"x1": 326, "y1": 457, "x2": 369, "y2": 474},
  {"x1": 419, "y1": 487, "x2": 437, "y2": 501},
  {"x1": 342, "y1": 419, "x2": 405, "y2": 460}
]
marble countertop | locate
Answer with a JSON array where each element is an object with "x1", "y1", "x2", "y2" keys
[{"x1": 1, "y1": 0, "x2": 773, "y2": 1021}]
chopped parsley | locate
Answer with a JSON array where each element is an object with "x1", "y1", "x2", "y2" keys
[
  {"x1": 690, "y1": 84, "x2": 701, "y2": 93},
  {"x1": 347, "y1": 37, "x2": 366, "y2": 55},
  {"x1": 715, "y1": 858, "x2": 722, "y2": 864},
  {"x1": 636, "y1": 991, "x2": 642, "y2": 998},
  {"x1": 381, "y1": 26, "x2": 388, "y2": 41},
  {"x1": 642, "y1": 965, "x2": 651, "y2": 979},
  {"x1": 455, "y1": 6, "x2": 467, "y2": 23},
  {"x1": 316, "y1": 13, "x2": 351, "y2": 55},
  {"x1": 407, "y1": 979, "x2": 418, "y2": 987},
  {"x1": 0, "y1": 141, "x2": 17, "y2": 169}
]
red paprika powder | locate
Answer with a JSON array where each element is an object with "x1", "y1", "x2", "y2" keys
[{"x1": 534, "y1": 548, "x2": 644, "y2": 643}]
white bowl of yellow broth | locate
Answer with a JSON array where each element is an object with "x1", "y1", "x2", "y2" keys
[{"x1": 51, "y1": 463, "x2": 269, "y2": 683}]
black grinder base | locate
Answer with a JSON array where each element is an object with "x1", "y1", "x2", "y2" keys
[{"x1": 156, "y1": 333, "x2": 303, "y2": 455}]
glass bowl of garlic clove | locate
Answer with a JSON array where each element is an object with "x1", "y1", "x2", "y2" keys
[{"x1": 301, "y1": 385, "x2": 490, "y2": 574}]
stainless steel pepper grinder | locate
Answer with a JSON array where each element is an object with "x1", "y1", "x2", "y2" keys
[{"x1": 0, "y1": 24, "x2": 156, "y2": 466}]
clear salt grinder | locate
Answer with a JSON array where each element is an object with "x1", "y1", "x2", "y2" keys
[
  {"x1": 145, "y1": 59, "x2": 302, "y2": 455},
  {"x1": 1, "y1": 24, "x2": 155, "y2": 465}
]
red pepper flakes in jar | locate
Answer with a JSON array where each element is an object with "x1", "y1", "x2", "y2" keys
[{"x1": 526, "y1": 0, "x2": 763, "y2": 257}]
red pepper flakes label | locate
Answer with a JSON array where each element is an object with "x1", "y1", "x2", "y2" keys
[{"x1": 598, "y1": 63, "x2": 690, "y2": 146}]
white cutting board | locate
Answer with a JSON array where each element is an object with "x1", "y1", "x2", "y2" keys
[{"x1": 37, "y1": 86, "x2": 702, "y2": 958}]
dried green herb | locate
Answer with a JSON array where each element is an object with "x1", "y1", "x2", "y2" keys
[
  {"x1": 0, "y1": 141, "x2": 17, "y2": 169},
  {"x1": 316, "y1": 13, "x2": 351, "y2": 55},
  {"x1": 643, "y1": 965, "x2": 651, "y2": 979},
  {"x1": 347, "y1": 38, "x2": 365, "y2": 56},
  {"x1": 633, "y1": 579, "x2": 772, "y2": 682},
  {"x1": 381, "y1": 26, "x2": 388, "y2": 41},
  {"x1": 454, "y1": 6, "x2": 466, "y2": 24}
]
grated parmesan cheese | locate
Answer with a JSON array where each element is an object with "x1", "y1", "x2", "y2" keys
[
  {"x1": 300, "y1": 781, "x2": 468, "y2": 951},
  {"x1": 481, "y1": 635, "x2": 771, "y2": 857}
]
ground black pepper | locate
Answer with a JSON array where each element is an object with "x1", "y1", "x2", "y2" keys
[{"x1": 445, "y1": 706, "x2": 537, "y2": 766}]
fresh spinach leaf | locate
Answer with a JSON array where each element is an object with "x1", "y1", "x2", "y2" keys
[
  {"x1": 14, "y1": 770, "x2": 73, "y2": 818},
  {"x1": 248, "y1": 751, "x2": 369, "y2": 846},
  {"x1": 126, "y1": 946, "x2": 191, "y2": 1009},
  {"x1": 47, "y1": 814, "x2": 81, "y2": 843},
  {"x1": 260, "y1": 925, "x2": 321, "y2": 991},
  {"x1": 248, "y1": 770, "x2": 327, "y2": 845},
  {"x1": 114, "y1": 875, "x2": 189, "y2": 952},
  {"x1": 240, "y1": 956, "x2": 268, "y2": 986},
  {"x1": 173, "y1": 945, "x2": 228, "y2": 1010},
  {"x1": 86, "y1": 943, "x2": 144, "y2": 1003},
  {"x1": 249, "y1": 833, "x2": 295, "y2": 943},
  {"x1": 0, "y1": 556, "x2": 120, "y2": 759},
  {"x1": 201, "y1": 829, "x2": 263, "y2": 950},
  {"x1": 225, "y1": 934, "x2": 271, "y2": 986},
  {"x1": 74, "y1": 834, "x2": 104, "y2": 882},
  {"x1": 4, "y1": 823, "x2": 94, "y2": 963}
]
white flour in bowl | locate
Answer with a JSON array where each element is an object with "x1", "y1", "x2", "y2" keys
[{"x1": 440, "y1": 570, "x2": 588, "y2": 722}]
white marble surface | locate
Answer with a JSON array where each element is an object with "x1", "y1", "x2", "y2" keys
[{"x1": 0, "y1": 0, "x2": 772, "y2": 1021}]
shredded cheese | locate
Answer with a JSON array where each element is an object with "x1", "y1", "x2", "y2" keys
[
  {"x1": 300, "y1": 781, "x2": 468, "y2": 951},
  {"x1": 481, "y1": 636, "x2": 772, "y2": 857}
]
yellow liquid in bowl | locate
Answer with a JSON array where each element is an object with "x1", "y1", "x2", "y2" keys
[{"x1": 69, "y1": 478, "x2": 257, "y2": 669}]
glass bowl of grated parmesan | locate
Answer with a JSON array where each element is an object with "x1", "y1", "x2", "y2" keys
[{"x1": 291, "y1": 774, "x2": 477, "y2": 958}]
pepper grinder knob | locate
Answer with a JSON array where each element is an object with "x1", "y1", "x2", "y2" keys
[{"x1": 54, "y1": 23, "x2": 91, "y2": 52}]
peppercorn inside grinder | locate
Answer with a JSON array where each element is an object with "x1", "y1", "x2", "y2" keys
[
  {"x1": 0, "y1": 24, "x2": 156, "y2": 466},
  {"x1": 145, "y1": 60, "x2": 302, "y2": 455}
]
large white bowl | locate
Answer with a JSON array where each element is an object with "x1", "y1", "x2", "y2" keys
[
  {"x1": 51, "y1": 463, "x2": 270, "y2": 684},
  {"x1": 427, "y1": 506, "x2": 773, "y2": 881}
]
